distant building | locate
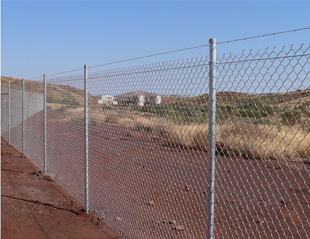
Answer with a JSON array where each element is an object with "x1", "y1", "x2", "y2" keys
[
  {"x1": 116, "y1": 95, "x2": 140, "y2": 106},
  {"x1": 155, "y1": 95, "x2": 162, "y2": 104},
  {"x1": 103, "y1": 92, "x2": 177, "y2": 107},
  {"x1": 137, "y1": 95, "x2": 145, "y2": 106},
  {"x1": 98, "y1": 95, "x2": 115, "y2": 105},
  {"x1": 135, "y1": 95, "x2": 162, "y2": 106}
]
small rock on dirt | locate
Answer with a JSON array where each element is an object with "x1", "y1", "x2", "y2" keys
[
  {"x1": 169, "y1": 220, "x2": 176, "y2": 225},
  {"x1": 256, "y1": 219, "x2": 264, "y2": 224},
  {"x1": 146, "y1": 200, "x2": 155, "y2": 206},
  {"x1": 172, "y1": 225, "x2": 185, "y2": 231}
]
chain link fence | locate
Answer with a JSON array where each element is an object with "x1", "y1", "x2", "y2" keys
[
  {"x1": 24, "y1": 81, "x2": 44, "y2": 168},
  {"x1": 87, "y1": 56, "x2": 210, "y2": 239},
  {"x1": 46, "y1": 74, "x2": 86, "y2": 205},
  {"x1": 8, "y1": 82, "x2": 24, "y2": 153},
  {"x1": 1, "y1": 41, "x2": 310, "y2": 239},
  {"x1": 214, "y1": 44, "x2": 310, "y2": 239},
  {"x1": 1, "y1": 85, "x2": 9, "y2": 141}
]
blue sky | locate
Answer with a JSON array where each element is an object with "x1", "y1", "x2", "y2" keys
[{"x1": 2, "y1": 1, "x2": 310, "y2": 80}]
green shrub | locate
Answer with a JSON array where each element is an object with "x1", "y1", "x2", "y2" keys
[
  {"x1": 240, "y1": 99, "x2": 263, "y2": 110},
  {"x1": 59, "y1": 98, "x2": 72, "y2": 105},
  {"x1": 238, "y1": 109, "x2": 263, "y2": 118},
  {"x1": 46, "y1": 95, "x2": 55, "y2": 103},
  {"x1": 199, "y1": 106, "x2": 209, "y2": 113},
  {"x1": 260, "y1": 110, "x2": 269, "y2": 117},
  {"x1": 282, "y1": 109, "x2": 302, "y2": 124},
  {"x1": 262, "y1": 105, "x2": 276, "y2": 115},
  {"x1": 217, "y1": 109, "x2": 235, "y2": 122},
  {"x1": 217, "y1": 111, "x2": 227, "y2": 122},
  {"x1": 253, "y1": 118, "x2": 274, "y2": 125},
  {"x1": 135, "y1": 104, "x2": 208, "y2": 124},
  {"x1": 301, "y1": 119, "x2": 310, "y2": 132},
  {"x1": 296, "y1": 103, "x2": 310, "y2": 117},
  {"x1": 46, "y1": 96, "x2": 72, "y2": 105},
  {"x1": 102, "y1": 105, "x2": 113, "y2": 110},
  {"x1": 296, "y1": 103, "x2": 307, "y2": 111},
  {"x1": 304, "y1": 110, "x2": 310, "y2": 117},
  {"x1": 219, "y1": 105, "x2": 235, "y2": 113}
]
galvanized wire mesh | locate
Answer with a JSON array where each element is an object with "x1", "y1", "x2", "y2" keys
[
  {"x1": 24, "y1": 81, "x2": 44, "y2": 168},
  {"x1": 1, "y1": 42, "x2": 309, "y2": 239},
  {"x1": 214, "y1": 44, "x2": 310, "y2": 239},
  {"x1": 9, "y1": 82, "x2": 23, "y2": 152},
  {"x1": 46, "y1": 74, "x2": 86, "y2": 205},
  {"x1": 1, "y1": 85, "x2": 9, "y2": 141},
  {"x1": 88, "y1": 58, "x2": 210, "y2": 239}
]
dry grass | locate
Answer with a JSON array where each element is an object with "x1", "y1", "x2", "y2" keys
[
  {"x1": 134, "y1": 117, "x2": 201, "y2": 148},
  {"x1": 89, "y1": 109, "x2": 135, "y2": 127},
  {"x1": 218, "y1": 123, "x2": 310, "y2": 162},
  {"x1": 133, "y1": 118, "x2": 210, "y2": 149},
  {"x1": 134, "y1": 117, "x2": 310, "y2": 163},
  {"x1": 57, "y1": 107, "x2": 84, "y2": 123},
  {"x1": 48, "y1": 103, "x2": 310, "y2": 164},
  {"x1": 47, "y1": 104, "x2": 136, "y2": 126},
  {"x1": 47, "y1": 103, "x2": 65, "y2": 110}
]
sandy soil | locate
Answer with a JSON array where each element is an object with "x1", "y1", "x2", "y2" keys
[{"x1": 1, "y1": 139, "x2": 123, "y2": 239}]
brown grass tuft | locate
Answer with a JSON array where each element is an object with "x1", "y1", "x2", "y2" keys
[
  {"x1": 134, "y1": 117, "x2": 310, "y2": 163},
  {"x1": 219, "y1": 123, "x2": 310, "y2": 162},
  {"x1": 49, "y1": 104, "x2": 310, "y2": 164}
]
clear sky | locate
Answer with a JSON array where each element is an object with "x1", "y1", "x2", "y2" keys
[{"x1": 2, "y1": 1, "x2": 310, "y2": 80}]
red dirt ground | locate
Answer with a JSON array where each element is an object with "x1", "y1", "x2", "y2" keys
[
  {"x1": 1, "y1": 138, "x2": 123, "y2": 239},
  {"x1": 43, "y1": 109, "x2": 310, "y2": 239},
  {"x1": 5, "y1": 109, "x2": 310, "y2": 239}
]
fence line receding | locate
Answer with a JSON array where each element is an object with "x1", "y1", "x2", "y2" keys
[{"x1": 1, "y1": 40, "x2": 310, "y2": 239}]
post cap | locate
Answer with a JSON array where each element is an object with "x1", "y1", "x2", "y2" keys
[{"x1": 209, "y1": 38, "x2": 217, "y2": 44}]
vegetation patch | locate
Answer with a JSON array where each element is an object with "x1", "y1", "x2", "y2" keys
[
  {"x1": 9, "y1": 73, "x2": 307, "y2": 165},
  {"x1": 132, "y1": 117, "x2": 310, "y2": 163},
  {"x1": 282, "y1": 109, "x2": 302, "y2": 124}
]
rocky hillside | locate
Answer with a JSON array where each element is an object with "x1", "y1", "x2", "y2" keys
[{"x1": 1, "y1": 76, "x2": 98, "y2": 106}]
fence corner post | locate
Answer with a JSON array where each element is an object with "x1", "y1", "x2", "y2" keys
[
  {"x1": 207, "y1": 38, "x2": 217, "y2": 239},
  {"x1": 22, "y1": 79, "x2": 25, "y2": 155},
  {"x1": 43, "y1": 74, "x2": 47, "y2": 174},
  {"x1": 8, "y1": 82, "x2": 11, "y2": 145},
  {"x1": 84, "y1": 64, "x2": 89, "y2": 214}
]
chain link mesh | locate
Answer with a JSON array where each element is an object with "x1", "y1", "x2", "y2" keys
[
  {"x1": 24, "y1": 81, "x2": 44, "y2": 168},
  {"x1": 214, "y1": 44, "x2": 310, "y2": 238},
  {"x1": 8, "y1": 82, "x2": 23, "y2": 152},
  {"x1": 1, "y1": 85, "x2": 9, "y2": 141},
  {"x1": 88, "y1": 57, "x2": 209, "y2": 239},
  {"x1": 46, "y1": 74, "x2": 86, "y2": 205},
  {"x1": 1, "y1": 42, "x2": 309, "y2": 239}
]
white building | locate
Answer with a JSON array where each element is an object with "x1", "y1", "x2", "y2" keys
[
  {"x1": 137, "y1": 95, "x2": 145, "y2": 106},
  {"x1": 155, "y1": 95, "x2": 162, "y2": 104},
  {"x1": 98, "y1": 95, "x2": 115, "y2": 105}
]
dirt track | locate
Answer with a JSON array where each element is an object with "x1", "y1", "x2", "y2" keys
[{"x1": 1, "y1": 139, "x2": 122, "y2": 239}]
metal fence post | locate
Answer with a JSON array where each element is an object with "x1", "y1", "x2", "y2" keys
[
  {"x1": 8, "y1": 82, "x2": 11, "y2": 145},
  {"x1": 84, "y1": 64, "x2": 89, "y2": 214},
  {"x1": 43, "y1": 74, "x2": 47, "y2": 174},
  {"x1": 207, "y1": 38, "x2": 217, "y2": 239},
  {"x1": 22, "y1": 79, "x2": 25, "y2": 154}
]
